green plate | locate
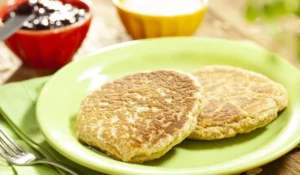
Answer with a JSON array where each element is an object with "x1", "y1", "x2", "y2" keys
[{"x1": 36, "y1": 37, "x2": 300, "y2": 175}]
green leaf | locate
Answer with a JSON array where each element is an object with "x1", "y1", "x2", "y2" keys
[
  {"x1": 263, "y1": 2, "x2": 284, "y2": 20},
  {"x1": 245, "y1": 0, "x2": 300, "y2": 20},
  {"x1": 297, "y1": 4, "x2": 300, "y2": 16},
  {"x1": 284, "y1": 0, "x2": 300, "y2": 14},
  {"x1": 297, "y1": 35, "x2": 300, "y2": 59},
  {"x1": 245, "y1": 4, "x2": 259, "y2": 21}
]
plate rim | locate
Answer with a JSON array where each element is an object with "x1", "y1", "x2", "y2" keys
[{"x1": 36, "y1": 37, "x2": 300, "y2": 175}]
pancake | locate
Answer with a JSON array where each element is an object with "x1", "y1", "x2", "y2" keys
[
  {"x1": 188, "y1": 65, "x2": 288, "y2": 140},
  {"x1": 77, "y1": 70, "x2": 203, "y2": 163}
]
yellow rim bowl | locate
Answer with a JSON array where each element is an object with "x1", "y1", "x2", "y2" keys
[{"x1": 113, "y1": 0, "x2": 208, "y2": 39}]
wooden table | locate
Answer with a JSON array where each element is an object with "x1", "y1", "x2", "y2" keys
[{"x1": 1, "y1": 0, "x2": 299, "y2": 174}]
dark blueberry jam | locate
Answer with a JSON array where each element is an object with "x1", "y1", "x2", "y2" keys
[{"x1": 3, "y1": 0, "x2": 88, "y2": 30}]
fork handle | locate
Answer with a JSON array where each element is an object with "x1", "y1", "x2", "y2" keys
[{"x1": 35, "y1": 159, "x2": 82, "y2": 175}]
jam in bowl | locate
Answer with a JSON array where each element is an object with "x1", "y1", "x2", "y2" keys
[{"x1": 0, "y1": 0, "x2": 93, "y2": 69}]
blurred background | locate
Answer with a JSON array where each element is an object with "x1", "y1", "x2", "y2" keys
[{"x1": 0, "y1": 0, "x2": 299, "y2": 84}]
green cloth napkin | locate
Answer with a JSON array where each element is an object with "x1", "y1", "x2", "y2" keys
[{"x1": 0, "y1": 77, "x2": 103, "y2": 175}]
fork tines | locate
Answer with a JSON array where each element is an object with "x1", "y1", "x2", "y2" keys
[{"x1": 0, "y1": 129, "x2": 26, "y2": 159}]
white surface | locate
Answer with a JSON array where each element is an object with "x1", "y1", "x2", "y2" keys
[{"x1": 122, "y1": 0, "x2": 207, "y2": 15}]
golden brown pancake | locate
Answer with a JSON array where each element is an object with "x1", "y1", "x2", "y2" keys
[
  {"x1": 77, "y1": 70, "x2": 203, "y2": 163},
  {"x1": 188, "y1": 65, "x2": 288, "y2": 140}
]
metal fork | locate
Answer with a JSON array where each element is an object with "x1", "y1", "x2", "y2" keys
[{"x1": 0, "y1": 129, "x2": 82, "y2": 175}]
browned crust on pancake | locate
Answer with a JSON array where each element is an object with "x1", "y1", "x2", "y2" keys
[
  {"x1": 189, "y1": 65, "x2": 288, "y2": 140},
  {"x1": 77, "y1": 70, "x2": 203, "y2": 162}
]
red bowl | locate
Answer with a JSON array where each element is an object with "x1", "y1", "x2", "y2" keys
[{"x1": 0, "y1": 0, "x2": 93, "y2": 69}]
